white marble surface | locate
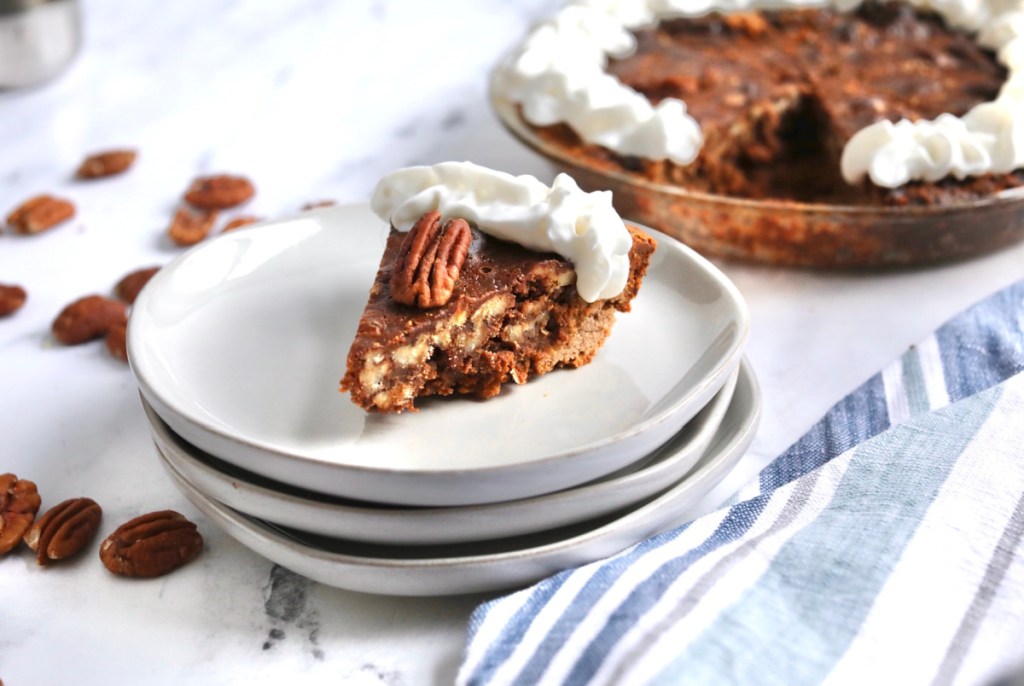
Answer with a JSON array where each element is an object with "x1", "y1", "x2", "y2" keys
[{"x1": 2, "y1": 1, "x2": 1023, "y2": 684}]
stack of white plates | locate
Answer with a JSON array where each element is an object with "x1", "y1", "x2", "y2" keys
[{"x1": 127, "y1": 204, "x2": 760, "y2": 596}]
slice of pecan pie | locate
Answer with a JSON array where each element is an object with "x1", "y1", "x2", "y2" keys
[{"x1": 340, "y1": 209, "x2": 656, "y2": 413}]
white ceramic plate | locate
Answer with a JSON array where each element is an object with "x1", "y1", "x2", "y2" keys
[
  {"x1": 160, "y1": 360, "x2": 760, "y2": 596},
  {"x1": 129, "y1": 203, "x2": 749, "y2": 506},
  {"x1": 144, "y1": 366, "x2": 738, "y2": 545}
]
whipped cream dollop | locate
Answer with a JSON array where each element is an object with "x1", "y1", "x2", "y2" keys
[
  {"x1": 842, "y1": 2, "x2": 1024, "y2": 187},
  {"x1": 370, "y1": 162, "x2": 634, "y2": 303},
  {"x1": 494, "y1": 0, "x2": 1024, "y2": 189},
  {"x1": 491, "y1": 3, "x2": 704, "y2": 165}
]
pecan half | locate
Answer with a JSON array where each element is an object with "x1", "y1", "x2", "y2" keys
[
  {"x1": 184, "y1": 174, "x2": 254, "y2": 210},
  {"x1": 24, "y1": 497, "x2": 102, "y2": 565},
  {"x1": 52, "y1": 295, "x2": 128, "y2": 345},
  {"x1": 114, "y1": 265, "x2": 160, "y2": 304},
  {"x1": 5, "y1": 194, "x2": 75, "y2": 234},
  {"x1": 105, "y1": 323, "x2": 128, "y2": 363},
  {"x1": 390, "y1": 211, "x2": 472, "y2": 308},
  {"x1": 76, "y1": 149, "x2": 137, "y2": 179},
  {"x1": 1, "y1": 474, "x2": 41, "y2": 555},
  {"x1": 100, "y1": 510, "x2": 203, "y2": 577},
  {"x1": 0, "y1": 283, "x2": 27, "y2": 317},
  {"x1": 168, "y1": 207, "x2": 218, "y2": 246}
]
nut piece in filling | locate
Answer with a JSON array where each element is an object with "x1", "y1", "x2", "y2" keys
[{"x1": 340, "y1": 213, "x2": 655, "y2": 413}]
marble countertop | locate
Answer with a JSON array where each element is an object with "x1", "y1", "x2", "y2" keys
[{"x1": 2, "y1": 1, "x2": 1023, "y2": 684}]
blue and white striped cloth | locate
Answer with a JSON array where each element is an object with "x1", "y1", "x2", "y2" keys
[{"x1": 458, "y1": 280, "x2": 1024, "y2": 686}]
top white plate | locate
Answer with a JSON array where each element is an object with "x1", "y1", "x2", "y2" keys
[{"x1": 128, "y1": 203, "x2": 749, "y2": 506}]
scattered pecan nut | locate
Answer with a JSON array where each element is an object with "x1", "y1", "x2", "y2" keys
[
  {"x1": 52, "y1": 294, "x2": 128, "y2": 345},
  {"x1": 221, "y1": 215, "x2": 261, "y2": 232},
  {"x1": 183, "y1": 174, "x2": 254, "y2": 210},
  {"x1": 300, "y1": 199, "x2": 336, "y2": 211},
  {"x1": 100, "y1": 510, "x2": 203, "y2": 577},
  {"x1": 105, "y1": 323, "x2": 128, "y2": 363},
  {"x1": 5, "y1": 194, "x2": 75, "y2": 234},
  {"x1": 75, "y1": 149, "x2": 137, "y2": 179},
  {"x1": 390, "y1": 211, "x2": 472, "y2": 308},
  {"x1": 114, "y1": 265, "x2": 160, "y2": 304},
  {"x1": 0, "y1": 474, "x2": 42, "y2": 555},
  {"x1": 24, "y1": 497, "x2": 102, "y2": 565},
  {"x1": 168, "y1": 206, "x2": 218, "y2": 246},
  {"x1": 0, "y1": 283, "x2": 27, "y2": 317}
]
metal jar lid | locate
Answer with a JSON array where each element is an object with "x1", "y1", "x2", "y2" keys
[
  {"x1": 0, "y1": 0, "x2": 81, "y2": 89},
  {"x1": 0, "y1": 0, "x2": 66, "y2": 16}
]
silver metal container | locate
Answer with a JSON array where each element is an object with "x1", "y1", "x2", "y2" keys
[{"x1": 0, "y1": 0, "x2": 81, "y2": 90}]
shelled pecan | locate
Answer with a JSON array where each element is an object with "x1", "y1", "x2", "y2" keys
[
  {"x1": 52, "y1": 295, "x2": 128, "y2": 345},
  {"x1": 75, "y1": 149, "x2": 137, "y2": 179},
  {"x1": 390, "y1": 211, "x2": 472, "y2": 308},
  {"x1": 0, "y1": 283, "x2": 27, "y2": 317},
  {"x1": 24, "y1": 497, "x2": 102, "y2": 565},
  {"x1": 167, "y1": 207, "x2": 218, "y2": 246},
  {"x1": 105, "y1": 323, "x2": 128, "y2": 363},
  {"x1": 300, "y1": 199, "x2": 336, "y2": 211},
  {"x1": 184, "y1": 174, "x2": 254, "y2": 210},
  {"x1": 100, "y1": 510, "x2": 203, "y2": 577},
  {"x1": 0, "y1": 474, "x2": 41, "y2": 555},
  {"x1": 221, "y1": 215, "x2": 261, "y2": 232},
  {"x1": 114, "y1": 266, "x2": 160, "y2": 304},
  {"x1": 5, "y1": 194, "x2": 75, "y2": 234}
]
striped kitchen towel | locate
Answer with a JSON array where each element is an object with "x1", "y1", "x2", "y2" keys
[{"x1": 458, "y1": 279, "x2": 1024, "y2": 686}]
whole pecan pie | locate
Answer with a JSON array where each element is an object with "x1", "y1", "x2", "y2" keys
[{"x1": 499, "y1": 1, "x2": 1024, "y2": 207}]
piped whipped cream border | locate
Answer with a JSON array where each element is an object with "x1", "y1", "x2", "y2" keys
[
  {"x1": 492, "y1": 0, "x2": 1024, "y2": 189},
  {"x1": 370, "y1": 161, "x2": 634, "y2": 303}
]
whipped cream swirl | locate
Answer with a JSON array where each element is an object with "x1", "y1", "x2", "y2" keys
[
  {"x1": 370, "y1": 162, "x2": 634, "y2": 303},
  {"x1": 494, "y1": 0, "x2": 1024, "y2": 189},
  {"x1": 491, "y1": 4, "x2": 704, "y2": 165}
]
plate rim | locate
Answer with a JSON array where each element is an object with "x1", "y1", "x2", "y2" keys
[
  {"x1": 144, "y1": 365, "x2": 740, "y2": 544},
  {"x1": 161, "y1": 359, "x2": 761, "y2": 595}
]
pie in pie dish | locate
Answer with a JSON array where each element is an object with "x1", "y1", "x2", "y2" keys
[
  {"x1": 340, "y1": 162, "x2": 657, "y2": 413},
  {"x1": 493, "y1": 0, "x2": 1024, "y2": 206}
]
